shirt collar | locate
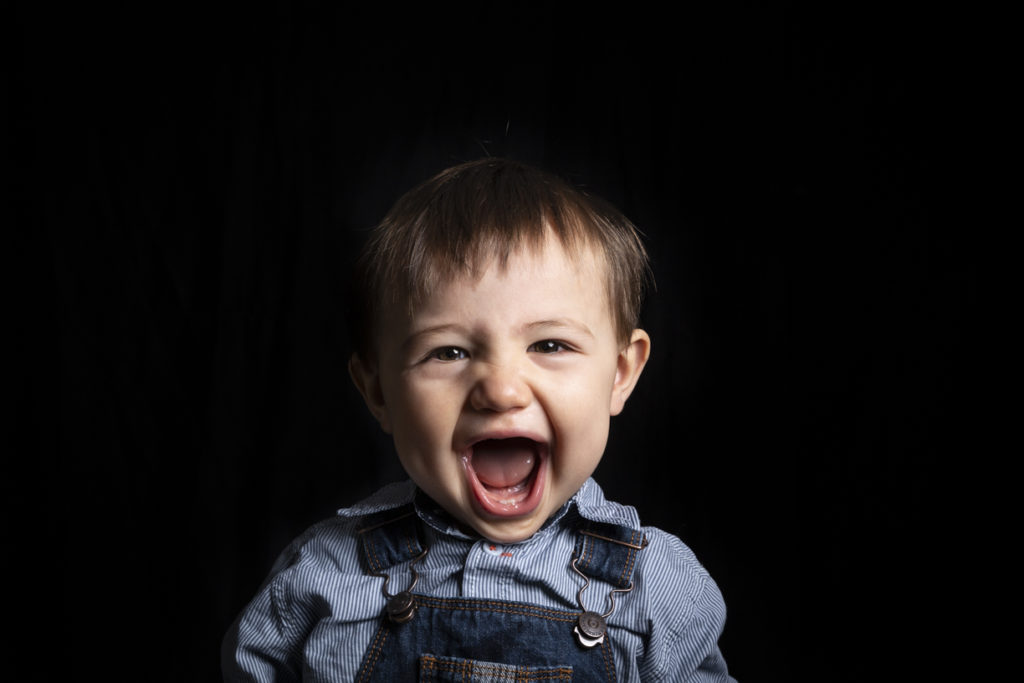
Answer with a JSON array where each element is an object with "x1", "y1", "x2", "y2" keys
[
  {"x1": 337, "y1": 478, "x2": 642, "y2": 540},
  {"x1": 570, "y1": 478, "x2": 643, "y2": 530}
]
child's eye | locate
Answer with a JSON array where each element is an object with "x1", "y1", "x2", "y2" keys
[
  {"x1": 529, "y1": 340, "x2": 570, "y2": 354},
  {"x1": 430, "y1": 347, "x2": 468, "y2": 362}
]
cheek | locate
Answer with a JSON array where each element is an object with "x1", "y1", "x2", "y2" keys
[
  {"x1": 557, "y1": 362, "x2": 619, "y2": 412},
  {"x1": 387, "y1": 376, "x2": 460, "y2": 446},
  {"x1": 546, "y1": 365, "x2": 617, "y2": 457},
  {"x1": 546, "y1": 382, "x2": 613, "y2": 446}
]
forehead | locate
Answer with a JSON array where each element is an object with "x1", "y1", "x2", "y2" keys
[{"x1": 383, "y1": 236, "x2": 614, "y2": 334}]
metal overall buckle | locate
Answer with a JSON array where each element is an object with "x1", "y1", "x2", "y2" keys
[
  {"x1": 570, "y1": 528, "x2": 647, "y2": 648},
  {"x1": 368, "y1": 545, "x2": 430, "y2": 624},
  {"x1": 570, "y1": 556, "x2": 635, "y2": 648}
]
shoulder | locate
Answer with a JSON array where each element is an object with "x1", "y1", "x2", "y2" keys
[
  {"x1": 574, "y1": 482, "x2": 727, "y2": 647},
  {"x1": 572, "y1": 479, "x2": 721, "y2": 611},
  {"x1": 259, "y1": 481, "x2": 417, "y2": 604},
  {"x1": 273, "y1": 480, "x2": 418, "y2": 574},
  {"x1": 243, "y1": 482, "x2": 418, "y2": 634},
  {"x1": 269, "y1": 515, "x2": 362, "y2": 580},
  {"x1": 633, "y1": 525, "x2": 730, "y2": 680},
  {"x1": 577, "y1": 481, "x2": 730, "y2": 679},
  {"x1": 573, "y1": 481, "x2": 717, "y2": 609},
  {"x1": 223, "y1": 484, "x2": 416, "y2": 679},
  {"x1": 637, "y1": 526, "x2": 717, "y2": 598}
]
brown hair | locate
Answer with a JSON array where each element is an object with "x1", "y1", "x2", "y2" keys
[{"x1": 351, "y1": 158, "x2": 652, "y2": 359}]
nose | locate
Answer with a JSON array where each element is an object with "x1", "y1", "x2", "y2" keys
[{"x1": 469, "y1": 362, "x2": 532, "y2": 412}]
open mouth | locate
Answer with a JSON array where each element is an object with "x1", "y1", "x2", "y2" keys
[{"x1": 463, "y1": 437, "x2": 545, "y2": 517}]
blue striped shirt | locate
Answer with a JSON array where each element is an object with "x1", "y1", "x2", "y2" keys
[{"x1": 222, "y1": 478, "x2": 734, "y2": 682}]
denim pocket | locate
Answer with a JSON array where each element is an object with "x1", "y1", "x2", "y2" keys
[{"x1": 418, "y1": 654, "x2": 573, "y2": 682}]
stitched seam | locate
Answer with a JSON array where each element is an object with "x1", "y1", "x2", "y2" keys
[
  {"x1": 583, "y1": 534, "x2": 595, "y2": 572},
  {"x1": 415, "y1": 595, "x2": 576, "y2": 615},
  {"x1": 419, "y1": 605, "x2": 574, "y2": 622},
  {"x1": 421, "y1": 657, "x2": 474, "y2": 680},
  {"x1": 363, "y1": 534, "x2": 382, "y2": 573},
  {"x1": 356, "y1": 509, "x2": 415, "y2": 534},
  {"x1": 404, "y1": 529, "x2": 417, "y2": 560},
  {"x1": 615, "y1": 529, "x2": 644, "y2": 587},
  {"x1": 421, "y1": 655, "x2": 470, "y2": 681},
  {"x1": 601, "y1": 635, "x2": 616, "y2": 682},
  {"x1": 617, "y1": 531, "x2": 637, "y2": 587},
  {"x1": 617, "y1": 546, "x2": 632, "y2": 587},
  {"x1": 355, "y1": 624, "x2": 389, "y2": 681},
  {"x1": 467, "y1": 665, "x2": 571, "y2": 675},
  {"x1": 421, "y1": 658, "x2": 573, "y2": 682},
  {"x1": 580, "y1": 529, "x2": 646, "y2": 549},
  {"x1": 416, "y1": 595, "x2": 577, "y2": 614},
  {"x1": 412, "y1": 596, "x2": 577, "y2": 622},
  {"x1": 268, "y1": 575, "x2": 294, "y2": 639}
]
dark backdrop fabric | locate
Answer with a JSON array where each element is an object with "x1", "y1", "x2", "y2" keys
[{"x1": 12, "y1": 3, "x2": 977, "y2": 681}]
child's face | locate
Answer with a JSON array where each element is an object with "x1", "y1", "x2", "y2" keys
[{"x1": 351, "y1": 234, "x2": 650, "y2": 543}]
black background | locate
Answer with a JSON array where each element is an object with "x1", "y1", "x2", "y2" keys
[{"x1": 12, "y1": 3, "x2": 978, "y2": 681}]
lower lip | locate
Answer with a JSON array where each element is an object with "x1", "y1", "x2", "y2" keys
[{"x1": 463, "y1": 449, "x2": 546, "y2": 519}]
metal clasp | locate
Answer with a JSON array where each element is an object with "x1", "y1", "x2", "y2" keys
[
  {"x1": 367, "y1": 546, "x2": 429, "y2": 624},
  {"x1": 570, "y1": 557, "x2": 634, "y2": 648}
]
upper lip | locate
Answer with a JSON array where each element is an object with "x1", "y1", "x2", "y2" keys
[{"x1": 459, "y1": 429, "x2": 549, "y2": 452}]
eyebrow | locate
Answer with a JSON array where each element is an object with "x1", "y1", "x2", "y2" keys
[
  {"x1": 401, "y1": 318, "x2": 595, "y2": 352},
  {"x1": 524, "y1": 318, "x2": 596, "y2": 339},
  {"x1": 401, "y1": 323, "x2": 469, "y2": 353}
]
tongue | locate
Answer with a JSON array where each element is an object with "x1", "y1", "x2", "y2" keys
[{"x1": 472, "y1": 438, "x2": 537, "y2": 488}]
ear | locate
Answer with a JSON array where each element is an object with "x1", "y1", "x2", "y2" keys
[
  {"x1": 609, "y1": 329, "x2": 651, "y2": 416},
  {"x1": 348, "y1": 353, "x2": 393, "y2": 433}
]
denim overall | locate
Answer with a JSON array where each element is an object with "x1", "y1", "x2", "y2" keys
[{"x1": 354, "y1": 505, "x2": 646, "y2": 682}]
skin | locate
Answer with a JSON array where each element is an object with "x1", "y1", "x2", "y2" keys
[{"x1": 349, "y1": 234, "x2": 650, "y2": 543}]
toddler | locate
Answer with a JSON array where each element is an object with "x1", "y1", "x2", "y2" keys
[{"x1": 223, "y1": 159, "x2": 735, "y2": 681}]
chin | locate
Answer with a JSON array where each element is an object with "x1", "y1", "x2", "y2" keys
[
  {"x1": 475, "y1": 522, "x2": 543, "y2": 544},
  {"x1": 469, "y1": 506, "x2": 553, "y2": 544}
]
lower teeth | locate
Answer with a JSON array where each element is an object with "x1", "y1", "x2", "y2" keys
[{"x1": 490, "y1": 483, "x2": 525, "y2": 496}]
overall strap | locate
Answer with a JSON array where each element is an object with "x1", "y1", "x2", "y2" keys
[
  {"x1": 356, "y1": 504, "x2": 424, "y2": 574},
  {"x1": 573, "y1": 519, "x2": 647, "y2": 589}
]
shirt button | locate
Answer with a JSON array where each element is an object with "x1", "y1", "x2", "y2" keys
[{"x1": 483, "y1": 543, "x2": 504, "y2": 556}]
